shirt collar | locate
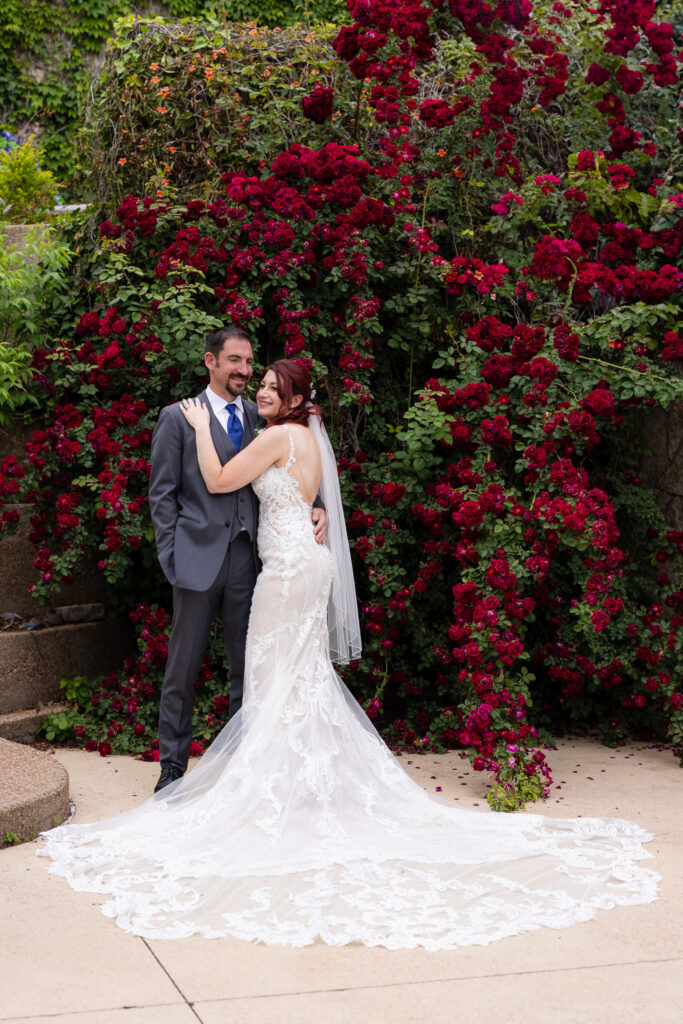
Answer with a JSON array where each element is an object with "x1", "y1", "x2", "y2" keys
[{"x1": 206, "y1": 386, "x2": 244, "y2": 415}]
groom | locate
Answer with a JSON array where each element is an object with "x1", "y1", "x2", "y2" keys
[{"x1": 149, "y1": 326, "x2": 326, "y2": 793}]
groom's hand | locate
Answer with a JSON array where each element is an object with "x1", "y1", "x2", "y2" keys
[{"x1": 312, "y1": 507, "x2": 327, "y2": 545}]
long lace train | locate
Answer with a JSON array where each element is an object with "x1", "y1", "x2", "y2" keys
[{"x1": 39, "y1": 429, "x2": 659, "y2": 947}]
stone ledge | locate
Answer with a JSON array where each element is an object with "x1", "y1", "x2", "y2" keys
[
  {"x1": 0, "y1": 704, "x2": 70, "y2": 744},
  {"x1": 0, "y1": 619, "x2": 135, "y2": 715},
  {"x1": 0, "y1": 738, "x2": 70, "y2": 847}
]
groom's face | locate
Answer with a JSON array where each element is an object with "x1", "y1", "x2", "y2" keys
[{"x1": 205, "y1": 338, "x2": 254, "y2": 400}]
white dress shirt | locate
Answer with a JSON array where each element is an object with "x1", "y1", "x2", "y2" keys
[{"x1": 205, "y1": 386, "x2": 245, "y2": 435}]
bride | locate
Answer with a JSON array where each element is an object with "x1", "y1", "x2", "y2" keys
[{"x1": 39, "y1": 359, "x2": 658, "y2": 948}]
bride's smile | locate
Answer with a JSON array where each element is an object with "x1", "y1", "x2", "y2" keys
[{"x1": 257, "y1": 370, "x2": 287, "y2": 421}]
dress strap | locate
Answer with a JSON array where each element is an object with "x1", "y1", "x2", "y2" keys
[{"x1": 283, "y1": 425, "x2": 296, "y2": 469}]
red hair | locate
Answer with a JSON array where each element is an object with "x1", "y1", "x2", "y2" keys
[{"x1": 260, "y1": 359, "x2": 320, "y2": 427}]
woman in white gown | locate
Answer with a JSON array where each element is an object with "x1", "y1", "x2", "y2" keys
[{"x1": 39, "y1": 360, "x2": 659, "y2": 948}]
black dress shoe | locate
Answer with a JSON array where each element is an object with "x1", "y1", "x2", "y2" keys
[{"x1": 154, "y1": 763, "x2": 184, "y2": 793}]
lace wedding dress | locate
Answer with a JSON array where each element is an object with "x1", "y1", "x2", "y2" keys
[{"x1": 40, "y1": 429, "x2": 659, "y2": 947}]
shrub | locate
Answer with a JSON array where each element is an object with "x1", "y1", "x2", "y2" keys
[
  {"x1": 0, "y1": 138, "x2": 59, "y2": 223},
  {"x1": 0, "y1": 224, "x2": 74, "y2": 349},
  {"x1": 0, "y1": 1, "x2": 347, "y2": 197},
  {"x1": 80, "y1": 18, "x2": 369, "y2": 207},
  {"x1": 0, "y1": 342, "x2": 30, "y2": 428}
]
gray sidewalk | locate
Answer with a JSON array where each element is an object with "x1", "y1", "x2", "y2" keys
[{"x1": 1, "y1": 737, "x2": 681, "y2": 1024}]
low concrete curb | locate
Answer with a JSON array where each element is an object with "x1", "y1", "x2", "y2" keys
[
  {"x1": 0, "y1": 738, "x2": 70, "y2": 847},
  {"x1": 0, "y1": 619, "x2": 134, "y2": 714},
  {"x1": 0, "y1": 703, "x2": 70, "y2": 743}
]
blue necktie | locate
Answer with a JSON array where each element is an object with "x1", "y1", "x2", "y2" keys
[{"x1": 226, "y1": 403, "x2": 243, "y2": 451}]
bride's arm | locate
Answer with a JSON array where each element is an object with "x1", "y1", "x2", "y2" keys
[{"x1": 180, "y1": 398, "x2": 285, "y2": 493}]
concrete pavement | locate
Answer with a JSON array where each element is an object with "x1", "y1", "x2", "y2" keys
[{"x1": 1, "y1": 737, "x2": 681, "y2": 1024}]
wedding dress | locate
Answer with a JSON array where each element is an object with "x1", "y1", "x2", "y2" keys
[{"x1": 39, "y1": 427, "x2": 659, "y2": 947}]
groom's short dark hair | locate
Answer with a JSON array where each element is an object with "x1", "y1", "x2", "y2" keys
[{"x1": 205, "y1": 327, "x2": 252, "y2": 359}]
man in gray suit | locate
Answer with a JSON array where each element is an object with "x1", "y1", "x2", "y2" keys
[{"x1": 149, "y1": 326, "x2": 326, "y2": 792}]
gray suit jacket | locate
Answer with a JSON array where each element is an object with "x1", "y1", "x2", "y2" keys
[{"x1": 149, "y1": 391, "x2": 260, "y2": 591}]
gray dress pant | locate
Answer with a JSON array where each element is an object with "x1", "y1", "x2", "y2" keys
[{"x1": 157, "y1": 532, "x2": 257, "y2": 770}]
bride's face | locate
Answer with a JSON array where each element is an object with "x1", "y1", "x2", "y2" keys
[{"x1": 257, "y1": 371, "x2": 285, "y2": 421}]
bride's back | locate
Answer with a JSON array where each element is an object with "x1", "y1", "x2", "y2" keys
[{"x1": 274, "y1": 423, "x2": 322, "y2": 505}]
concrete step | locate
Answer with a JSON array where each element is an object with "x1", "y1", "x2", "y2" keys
[
  {"x1": 0, "y1": 703, "x2": 71, "y2": 743},
  {"x1": 0, "y1": 620, "x2": 135, "y2": 715},
  {"x1": 0, "y1": 738, "x2": 70, "y2": 847}
]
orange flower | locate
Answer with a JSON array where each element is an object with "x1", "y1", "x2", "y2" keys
[
  {"x1": 117, "y1": 157, "x2": 127, "y2": 166},
  {"x1": 156, "y1": 106, "x2": 167, "y2": 114},
  {"x1": 150, "y1": 62, "x2": 159, "y2": 70},
  {"x1": 437, "y1": 148, "x2": 447, "y2": 157},
  {"x1": 453, "y1": 166, "x2": 464, "y2": 178},
  {"x1": 151, "y1": 76, "x2": 159, "y2": 84},
  {"x1": 168, "y1": 146, "x2": 177, "y2": 154},
  {"x1": 205, "y1": 68, "x2": 214, "y2": 79},
  {"x1": 188, "y1": 65, "x2": 195, "y2": 72}
]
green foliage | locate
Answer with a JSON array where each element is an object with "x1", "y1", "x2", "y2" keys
[
  {"x1": 40, "y1": 705, "x2": 87, "y2": 744},
  {"x1": 0, "y1": 0, "x2": 346, "y2": 198},
  {"x1": 0, "y1": 343, "x2": 31, "y2": 427},
  {"x1": 0, "y1": 224, "x2": 74, "y2": 350},
  {"x1": 0, "y1": 139, "x2": 58, "y2": 222},
  {"x1": 82, "y1": 18, "x2": 362, "y2": 206}
]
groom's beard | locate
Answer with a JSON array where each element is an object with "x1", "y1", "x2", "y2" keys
[{"x1": 226, "y1": 376, "x2": 249, "y2": 398}]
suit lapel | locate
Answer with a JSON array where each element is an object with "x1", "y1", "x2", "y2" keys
[{"x1": 201, "y1": 390, "x2": 235, "y2": 463}]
